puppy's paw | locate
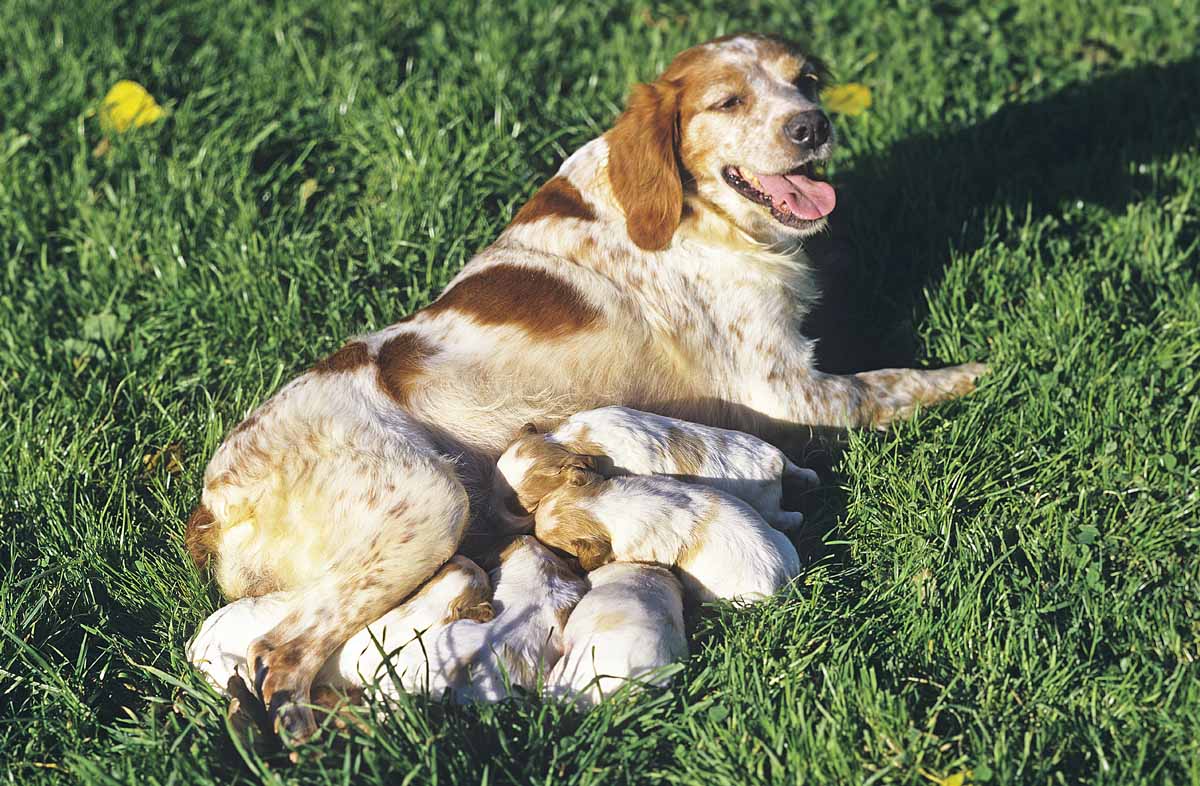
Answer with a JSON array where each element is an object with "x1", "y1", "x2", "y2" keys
[{"x1": 768, "y1": 510, "x2": 806, "y2": 533}]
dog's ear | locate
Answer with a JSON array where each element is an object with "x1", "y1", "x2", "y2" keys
[
  {"x1": 519, "y1": 422, "x2": 539, "y2": 436},
  {"x1": 607, "y1": 81, "x2": 683, "y2": 252}
]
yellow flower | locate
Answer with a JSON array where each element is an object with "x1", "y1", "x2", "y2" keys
[
  {"x1": 919, "y1": 768, "x2": 972, "y2": 786},
  {"x1": 821, "y1": 83, "x2": 872, "y2": 116},
  {"x1": 99, "y1": 80, "x2": 164, "y2": 133}
]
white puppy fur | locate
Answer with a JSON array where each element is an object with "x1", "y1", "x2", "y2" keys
[
  {"x1": 546, "y1": 562, "x2": 687, "y2": 709},
  {"x1": 339, "y1": 535, "x2": 586, "y2": 703},
  {"x1": 187, "y1": 556, "x2": 493, "y2": 697},
  {"x1": 494, "y1": 407, "x2": 818, "y2": 534},
  {"x1": 530, "y1": 466, "x2": 801, "y2": 603}
]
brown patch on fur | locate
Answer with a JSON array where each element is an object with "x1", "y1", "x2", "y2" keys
[
  {"x1": 676, "y1": 490, "x2": 719, "y2": 569},
  {"x1": 376, "y1": 332, "x2": 437, "y2": 405},
  {"x1": 607, "y1": 82, "x2": 683, "y2": 251},
  {"x1": 534, "y1": 495, "x2": 613, "y2": 572},
  {"x1": 311, "y1": 342, "x2": 371, "y2": 375},
  {"x1": 664, "y1": 426, "x2": 708, "y2": 476},
  {"x1": 511, "y1": 176, "x2": 596, "y2": 225},
  {"x1": 590, "y1": 610, "x2": 632, "y2": 633},
  {"x1": 230, "y1": 411, "x2": 260, "y2": 437},
  {"x1": 426, "y1": 264, "x2": 601, "y2": 339},
  {"x1": 444, "y1": 556, "x2": 496, "y2": 623},
  {"x1": 184, "y1": 503, "x2": 217, "y2": 571},
  {"x1": 508, "y1": 436, "x2": 602, "y2": 513}
]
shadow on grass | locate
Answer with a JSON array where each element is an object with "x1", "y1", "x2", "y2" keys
[
  {"x1": 786, "y1": 55, "x2": 1200, "y2": 569},
  {"x1": 804, "y1": 55, "x2": 1200, "y2": 375}
]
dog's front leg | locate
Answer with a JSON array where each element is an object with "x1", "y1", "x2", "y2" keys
[{"x1": 745, "y1": 363, "x2": 988, "y2": 431}]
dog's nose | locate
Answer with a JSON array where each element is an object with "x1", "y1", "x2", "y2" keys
[{"x1": 784, "y1": 111, "x2": 831, "y2": 150}]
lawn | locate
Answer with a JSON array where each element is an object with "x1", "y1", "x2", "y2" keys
[{"x1": 2, "y1": 0, "x2": 1199, "y2": 783}]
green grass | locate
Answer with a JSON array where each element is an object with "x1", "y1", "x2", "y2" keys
[{"x1": 2, "y1": 0, "x2": 1198, "y2": 783}]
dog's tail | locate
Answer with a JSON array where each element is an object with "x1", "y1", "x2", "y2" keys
[{"x1": 184, "y1": 502, "x2": 219, "y2": 571}]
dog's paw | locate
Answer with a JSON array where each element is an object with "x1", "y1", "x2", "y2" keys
[
  {"x1": 953, "y1": 362, "x2": 990, "y2": 394},
  {"x1": 248, "y1": 639, "x2": 320, "y2": 743},
  {"x1": 268, "y1": 692, "x2": 318, "y2": 743}
]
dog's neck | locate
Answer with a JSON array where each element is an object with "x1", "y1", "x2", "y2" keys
[{"x1": 499, "y1": 136, "x2": 819, "y2": 336}]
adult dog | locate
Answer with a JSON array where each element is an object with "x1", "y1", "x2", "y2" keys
[{"x1": 185, "y1": 33, "x2": 984, "y2": 738}]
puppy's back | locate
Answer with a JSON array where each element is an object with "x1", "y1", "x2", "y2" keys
[{"x1": 547, "y1": 562, "x2": 687, "y2": 708}]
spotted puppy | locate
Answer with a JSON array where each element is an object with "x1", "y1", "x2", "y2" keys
[
  {"x1": 494, "y1": 407, "x2": 818, "y2": 534},
  {"x1": 546, "y1": 562, "x2": 687, "y2": 708},
  {"x1": 187, "y1": 556, "x2": 493, "y2": 700},
  {"x1": 516, "y1": 445, "x2": 801, "y2": 602}
]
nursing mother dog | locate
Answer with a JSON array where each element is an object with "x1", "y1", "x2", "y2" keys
[{"x1": 184, "y1": 33, "x2": 986, "y2": 739}]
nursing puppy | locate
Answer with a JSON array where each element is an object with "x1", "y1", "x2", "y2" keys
[
  {"x1": 546, "y1": 562, "x2": 687, "y2": 709},
  {"x1": 187, "y1": 556, "x2": 493, "y2": 697},
  {"x1": 456, "y1": 535, "x2": 590, "y2": 700},
  {"x1": 520, "y1": 447, "x2": 801, "y2": 602},
  {"x1": 494, "y1": 408, "x2": 818, "y2": 534},
  {"x1": 401, "y1": 535, "x2": 587, "y2": 702}
]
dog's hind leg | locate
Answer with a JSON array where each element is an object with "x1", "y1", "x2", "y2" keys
[{"x1": 203, "y1": 434, "x2": 470, "y2": 741}]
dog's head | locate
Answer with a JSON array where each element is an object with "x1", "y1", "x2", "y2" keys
[
  {"x1": 492, "y1": 425, "x2": 600, "y2": 533},
  {"x1": 606, "y1": 33, "x2": 836, "y2": 250}
]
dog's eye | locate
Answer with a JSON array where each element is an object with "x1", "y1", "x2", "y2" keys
[{"x1": 712, "y1": 95, "x2": 744, "y2": 111}]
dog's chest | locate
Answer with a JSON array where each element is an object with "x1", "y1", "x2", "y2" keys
[{"x1": 636, "y1": 256, "x2": 803, "y2": 375}]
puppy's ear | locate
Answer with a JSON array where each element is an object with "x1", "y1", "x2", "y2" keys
[
  {"x1": 566, "y1": 454, "x2": 596, "y2": 472},
  {"x1": 574, "y1": 538, "x2": 613, "y2": 571},
  {"x1": 607, "y1": 81, "x2": 683, "y2": 252},
  {"x1": 519, "y1": 422, "x2": 539, "y2": 436},
  {"x1": 564, "y1": 466, "x2": 594, "y2": 487}
]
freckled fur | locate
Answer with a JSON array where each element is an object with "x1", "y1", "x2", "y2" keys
[{"x1": 187, "y1": 33, "x2": 985, "y2": 738}]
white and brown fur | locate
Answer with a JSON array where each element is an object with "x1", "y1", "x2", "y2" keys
[
  {"x1": 437, "y1": 535, "x2": 588, "y2": 702},
  {"x1": 521, "y1": 450, "x2": 801, "y2": 603},
  {"x1": 546, "y1": 562, "x2": 687, "y2": 709},
  {"x1": 184, "y1": 33, "x2": 985, "y2": 737},
  {"x1": 328, "y1": 535, "x2": 584, "y2": 703},
  {"x1": 494, "y1": 408, "x2": 819, "y2": 534},
  {"x1": 186, "y1": 556, "x2": 492, "y2": 700}
]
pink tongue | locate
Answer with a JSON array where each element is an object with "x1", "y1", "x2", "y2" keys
[{"x1": 756, "y1": 172, "x2": 837, "y2": 219}]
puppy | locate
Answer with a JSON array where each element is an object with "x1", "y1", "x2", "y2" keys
[
  {"x1": 519, "y1": 450, "x2": 801, "y2": 603},
  {"x1": 443, "y1": 535, "x2": 589, "y2": 701},
  {"x1": 187, "y1": 556, "x2": 492, "y2": 698},
  {"x1": 494, "y1": 407, "x2": 818, "y2": 533},
  {"x1": 316, "y1": 557, "x2": 494, "y2": 695},
  {"x1": 546, "y1": 562, "x2": 687, "y2": 709}
]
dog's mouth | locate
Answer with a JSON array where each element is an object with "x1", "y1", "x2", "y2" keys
[{"x1": 721, "y1": 163, "x2": 837, "y2": 227}]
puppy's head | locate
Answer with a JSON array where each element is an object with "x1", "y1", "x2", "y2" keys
[
  {"x1": 607, "y1": 33, "x2": 835, "y2": 250},
  {"x1": 493, "y1": 424, "x2": 600, "y2": 533},
  {"x1": 407, "y1": 555, "x2": 496, "y2": 623}
]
